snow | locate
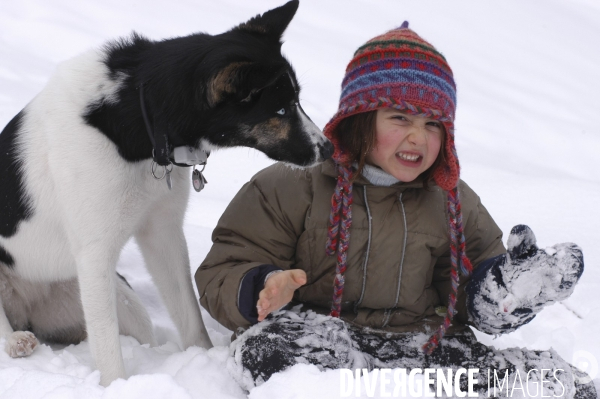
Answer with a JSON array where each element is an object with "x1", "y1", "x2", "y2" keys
[{"x1": 0, "y1": 0, "x2": 599, "y2": 397}]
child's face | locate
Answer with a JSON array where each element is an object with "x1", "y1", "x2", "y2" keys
[{"x1": 366, "y1": 108, "x2": 443, "y2": 183}]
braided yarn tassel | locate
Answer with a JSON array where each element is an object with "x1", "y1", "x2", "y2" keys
[
  {"x1": 326, "y1": 173, "x2": 344, "y2": 256},
  {"x1": 445, "y1": 133, "x2": 473, "y2": 277},
  {"x1": 326, "y1": 163, "x2": 354, "y2": 318},
  {"x1": 422, "y1": 187, "x2": 473, "y2": 354}
]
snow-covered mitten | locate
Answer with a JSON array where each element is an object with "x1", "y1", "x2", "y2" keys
[{"x1": 467, "y1": 224, "x2": 584, "y2": 335}]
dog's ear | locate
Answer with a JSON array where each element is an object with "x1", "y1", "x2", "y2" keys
[
  {"x1": 208, "y1": 62, "x2": 289, "y2": 106},
  {"x1": 234, "y1": 0, "x2": 299, "y2": 40}
]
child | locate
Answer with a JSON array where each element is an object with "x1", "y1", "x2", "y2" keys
[{"x1": 195, "y1": 22, "x2": 595, "y2": 398}]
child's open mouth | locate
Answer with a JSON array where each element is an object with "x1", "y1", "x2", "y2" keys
[{"x1": 396, "y1": 152, "x2": 423, "y2": 167}]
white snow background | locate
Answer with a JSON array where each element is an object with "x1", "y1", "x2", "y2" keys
[{"x1": 1, "y1": 0, "x2": 599, "y2": 397}]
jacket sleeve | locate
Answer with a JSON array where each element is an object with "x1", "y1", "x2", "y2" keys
[
  {"x1": 237, "y1": 264, "x2": 283, "y2": 324},
  {"x1": 194, "y1": 164, "x2": 313, "y2": 332},
  {"x1": 431, "y1": 180, "x2": 506, "y2": 325}
]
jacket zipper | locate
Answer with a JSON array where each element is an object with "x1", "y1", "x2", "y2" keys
[
  {"x1": 354, "y1": 186, "x2": 372, "y2": 313},
  {"x1": 383, "y1": 192, "x2": 407, "y2": 327}
]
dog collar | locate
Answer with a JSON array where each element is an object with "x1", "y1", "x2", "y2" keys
[
  {"x1": 139, "y1": 83, "x2": 209, "y2": 192},
  {"x1": 139, "y1": 83, "x2": 171, "y2": 167}
]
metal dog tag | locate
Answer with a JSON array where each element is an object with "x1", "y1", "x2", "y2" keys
[
  {"x1": 192, "y1": 168, "x2": 207, "y2": 192},
  {"x1": 165, "y1": 168, "x2": 172, "y2": 190}
]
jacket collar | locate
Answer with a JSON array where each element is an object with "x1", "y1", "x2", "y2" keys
[{"x1": 320, "y1": 158, "x2": 426, "y2": 189}]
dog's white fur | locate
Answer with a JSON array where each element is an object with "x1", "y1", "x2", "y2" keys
[{"x1": 0, "y1": 49, "x2": 212, "y2": 385}]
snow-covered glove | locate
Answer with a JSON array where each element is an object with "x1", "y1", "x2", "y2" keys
[{"x1": 466, "y1": 225, "x2": 584, "y2": 335}]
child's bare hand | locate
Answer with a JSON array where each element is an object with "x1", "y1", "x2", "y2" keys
[{"x1": 257, "y1": 269, "x2": 306, "y2": 321}]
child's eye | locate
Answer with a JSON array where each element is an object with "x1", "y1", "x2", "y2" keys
[
  {"x1": 426, "y1": 121, "x2": 442, "y2": 132},
  {"x1": 392, "y1": 115, "x2": 408, "y2": 122}
]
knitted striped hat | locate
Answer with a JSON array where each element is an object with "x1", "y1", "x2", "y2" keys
[{"x1": 324, "y1": 22, "x2": 472, "y2": 354}]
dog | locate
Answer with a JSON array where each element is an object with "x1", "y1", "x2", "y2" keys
[{"x1": 0, "y1": 0, "x2": 332, "y2": 386}]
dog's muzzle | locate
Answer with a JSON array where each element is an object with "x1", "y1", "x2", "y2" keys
[{"x1": 318, "y1": 140, "x2": 334, "y2": 161}]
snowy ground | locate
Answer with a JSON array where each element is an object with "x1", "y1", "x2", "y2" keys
[{"x1": 1, "y1": 0, "x2": 599, "y2": 398}]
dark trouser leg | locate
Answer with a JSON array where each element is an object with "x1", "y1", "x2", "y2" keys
[
  {"x1": 571, "y1": 368, "x2": 598, "y2": 399},
  {"x1": 230, "y1": 307, "x2": 360, "y2": 390},
  {"x1": 350, "y1": 328, "x2": 499, "y2": 395},
  {"x1": 230, "y1": 308, "x2": 596, "y2": 398},
  {"x1": 351, "y1": 328, "x2": 596, "y2": 399}
]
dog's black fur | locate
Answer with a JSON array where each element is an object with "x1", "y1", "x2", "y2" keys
[{"x1": 0, "y1": 112, "x2": 31, "y2": 251}]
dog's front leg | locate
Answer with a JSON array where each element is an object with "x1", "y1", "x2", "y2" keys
[
  {"x1": 76, "y1": 248, "x2": 126, "y2": 386},
  {"x1": 135, "y1": 202, "x2": 212, "y2": 350}
]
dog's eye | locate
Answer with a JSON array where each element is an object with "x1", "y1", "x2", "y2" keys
[{"x1": 276, "y1": 108, "x2": 286, "y2": 115}]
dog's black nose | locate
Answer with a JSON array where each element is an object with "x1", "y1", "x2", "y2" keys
[{"x1": 319, "y1": 140, "x2": 334, "y2": 160}]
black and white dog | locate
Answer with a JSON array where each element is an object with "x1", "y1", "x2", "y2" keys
[{"x1": 0, "y1": 0, "x2": 331, "y2": 386}]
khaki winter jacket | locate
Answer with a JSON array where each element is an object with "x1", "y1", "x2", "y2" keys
[{"x1": 195, "y1": 159, "x2": 505, "y2": 334}]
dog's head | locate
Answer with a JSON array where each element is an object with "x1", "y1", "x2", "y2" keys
[{"x1": 140, "y1": 1, "x2": 333, "y2": 167}]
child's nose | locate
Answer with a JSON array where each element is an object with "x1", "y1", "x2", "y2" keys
[{"x1": 407, "y1": 124, "x2": 427, "y2": 145}]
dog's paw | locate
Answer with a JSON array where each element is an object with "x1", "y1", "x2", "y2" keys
[{"x1": 5, "y1": 331, "x2": 39, "y2": 358}]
